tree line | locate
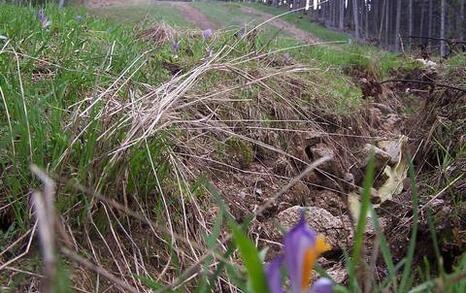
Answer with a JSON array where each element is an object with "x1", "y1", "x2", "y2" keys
[{"x1": 251, "y1": 0, "x2": 466, "y2": 57}]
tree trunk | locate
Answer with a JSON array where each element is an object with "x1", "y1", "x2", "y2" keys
[
  {"x1": 352, "y1": 0, "x2": 360, "y2": 39},
  {"x1": 395, "y1": 0, "x2": 401, "y2": 51},
  {"x1": 385, "y1": 0, "x2": 390, "y2": 46},
  {"x1": 461, "y1": 0, "x2": 465, "y2": 42},
  {"x1": 420, "y1": 0, "x2": 426, "y2": 38},
  {"x1": 440, "y1": 0, "x2": 447, "y2": 57},
  {"x1": 428, "y1": 0, "x2": 433, "y2": 48},
  {"x1": 408, "y1": 0, "x2": 413, "y2": 48},
  {"x1": 378, "y1": 0, "x2": 386, "y2": 42},
  {"x1": 339, "y1": 0, "x2": 344, "y2": 30},
  {"x1": 364, "y1": 0, "x2": 369, "y2": 39}
]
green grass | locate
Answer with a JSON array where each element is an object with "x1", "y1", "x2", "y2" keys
[
  {"x1": 89, "y1": 3, "x2": 191, "y2": 27},
  {"x1": 0, "y1": 3, "x2": 174, "y2": 229}
]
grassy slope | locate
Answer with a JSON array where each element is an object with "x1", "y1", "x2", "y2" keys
[
  {"x1": 0, "y1": 4, "x2": 362, "y2": 289},
  {"x1": 0, "y1": 4, "x2": 172, "y2": 230},
  {"x1": 2, "y1": 2, "x2": 464, "y2": 292},
  {"x1": 0, "y1": 0, "x2": 358, "y2": 274}
]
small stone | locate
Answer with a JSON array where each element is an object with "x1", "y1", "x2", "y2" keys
[{"x1": 276, "y1": 206, "x2": 353, "y2": 250}]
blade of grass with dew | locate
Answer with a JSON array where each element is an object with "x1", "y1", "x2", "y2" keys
[
  {"x1": 348, "y1": 153, "x2": 376, "y2": 290},
  {"x1": 369, "y1": 205, "x2": 397, "y2": 291},
  {"x1": 229, "y1": 222, "x2": 268, "y2": 293},
  {"x1": 196, "y1": 199, "x2": 224, "y2": 292},
  {"x1": 200, "y1": 181, "x2": 249, "y2": 291},
  {"x1": 427, "y1": 209, "x2": 446, "y2": 282},
  {"x1": 398, "y1": 159, "x2": 419, "y2": 292}
]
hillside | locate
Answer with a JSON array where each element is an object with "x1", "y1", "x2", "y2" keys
[{"x1": 0, "y1": 1, "x2": 465, "y2": 292}]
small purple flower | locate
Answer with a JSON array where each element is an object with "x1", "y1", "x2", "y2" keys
[
  {"x1": 266, "y1": 214, "x2": 333, "y2": 293},
  {"x1": 37, "y1": 9, "x2": 51, "y2": 29},
  {"x1": 75, "y1": 15, "x2": 83, "y2": 22},
  {"x1": 202, "y1": 28, "x2": 213, "y2": 40},
  {"x1": 172, "y1": 40, "x2": 180, "y2": 54},
  {"x1": 310, "y1": 278, "x2": 333, "y2": 293}
]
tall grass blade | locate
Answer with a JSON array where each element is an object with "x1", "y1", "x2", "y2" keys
[
  {"x1": 230, "y1": 223, "x2": 268, "y2": 293},
  {"x1": 399, "y1": 159, "x2": 419, "y2": 292},
  {"x1": 349, "y1": 153, "x2": 375, "y2": 290}
]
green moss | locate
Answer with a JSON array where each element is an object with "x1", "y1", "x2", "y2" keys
[{"x1": 216, "y1": 137, "x2": 254, "y2": 169}]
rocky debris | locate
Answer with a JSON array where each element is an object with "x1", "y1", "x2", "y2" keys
[
  {"x1": 377, "y1": 139, "x2": 403, "y2": 164},
  {"x1": 272, "y1": 155, "x2": 295, "y2": 177},
  {"x1": 324, "y1": 261, "x2": 348, "y2": 284},
  {"x1": 362, "y1": 143, "x2": 393, "y2": 167},
  {"x1": 359, "y1": 77, "x2": 383, "y2": 99},
  {"x1": 286, "y1": 181, "x2": 310, "y2": 205},
  {"x1": 307, "y1": 190, "x2": 346, "y2": 216},
  {"x1": 381, "y1": 113, "x2": 403, "y2": 134},
  {"x1": 308, "y1": 143, "x2": 335, "y2": 172},
  {"x1": 276, "y1": 206, "x2": 353, "y2": 251}
]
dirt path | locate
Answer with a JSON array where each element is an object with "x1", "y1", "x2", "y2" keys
[
  {"x1": 85, "y1": 0, "x2": 148, "y2": 8},
  {"x1": 240, "y1": 7, "x2": 319, "y2": 43},
  {"x1": 161, "y1": 1, "x2": 217, "y2": 30},
  {"x1": 87, "y1": 0, "x2": 217, "y2": 30}
]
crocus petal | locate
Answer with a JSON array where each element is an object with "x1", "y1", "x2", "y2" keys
[
  {"x1": 37, "y1": 9, "x2": 45, "y2": 20},
  {"x1": 266, "y1": 256, "x2": 284, "y2": 293},
  {"x1": 202, "y1": 29, "x2": 213, "y2": 40},
  {"x1": 172, "y1": 41, "x2": 180, "y2": 54},
  {"x1": 37, "y1": 9, "x2": 51, "y2": 29},
  {"x1": 301, "y1": 234, "x2": 332, "y2": 289},
  {"x1": 310, "y1": 278, "x2": 333, "y2": 293},
  {"x1": 284, "y1": 215, "x2": 317, "y2": 293}
]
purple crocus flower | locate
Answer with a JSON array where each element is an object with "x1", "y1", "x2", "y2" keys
[
  {"x1": 202, "y1": 28, "x2": 213, "y2": 40},
  {"x1": 266, "y1": 215, "x2": 333, "y2": 293},
  {"x1": 172, "y1": 40, "x2": 180, "y2": 55},
  {"x1": 37, "y1": 9, "x2": 51, "y2": 29}
]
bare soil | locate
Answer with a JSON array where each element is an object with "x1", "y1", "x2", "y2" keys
[{"x1": 163, "y1": 1, "x2": 218, "y2": 30}]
